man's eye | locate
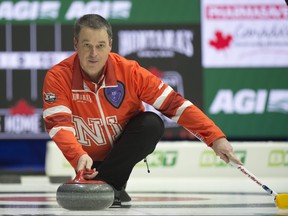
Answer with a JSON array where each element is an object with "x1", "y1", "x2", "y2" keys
[
  {"x1": 84, "y1": 44, "x2": 91, "y2": 48},
  {"x1": 97, "y1": 44, "x2": 105, "y2": 49}
]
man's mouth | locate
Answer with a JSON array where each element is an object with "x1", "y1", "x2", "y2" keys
[{"x1": 88, "y1": 59, "x2": 98, "y2": 63}]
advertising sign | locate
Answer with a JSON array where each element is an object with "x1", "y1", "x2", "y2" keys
[
  {"x1": 201, "y1": 0, "x2": 288, "y2": 67},
  {"x1": 204, "y1": 68, "x2": 288, "y2": 139},
  {"x1": 113, "y1": 25, "x2": 203, "y2": 140},
  {"x1": 0, "y1": 0, "x2": 201, "y2": 139},
  {"x1": 0, "y1": 0, "x2": 199, "y2": 24}
]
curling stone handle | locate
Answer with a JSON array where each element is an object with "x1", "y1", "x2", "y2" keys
[{"x1": 73, "y1": 169, "x2": 95, "y2": 183}]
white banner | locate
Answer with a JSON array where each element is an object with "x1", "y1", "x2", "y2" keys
[
  {"x1": 45, "y1": 140, "x2": 288, "y2": 178},
  {"x1": 0, "y1": 52, "x2": 73, "y2": 69},
  {"x1": 201, "y1": 0, "x2": 288, "y2": 67}
]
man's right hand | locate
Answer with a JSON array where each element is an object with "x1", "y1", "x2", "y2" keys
[{"x1": 77, "y1": 154, "x2": 98, "y2": 179}]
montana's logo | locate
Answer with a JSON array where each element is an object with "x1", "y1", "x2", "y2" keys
[{"x1": 118, "y1": 29, "x2": 194, "y2": 58}]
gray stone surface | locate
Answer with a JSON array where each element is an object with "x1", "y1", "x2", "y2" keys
[{"x1": 56, "y1": 183, "x2": 114, "y2": 210}]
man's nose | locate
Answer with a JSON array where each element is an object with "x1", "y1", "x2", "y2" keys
[{"x1": 89, "y1": 47, "x2": 98, "y2": 57}]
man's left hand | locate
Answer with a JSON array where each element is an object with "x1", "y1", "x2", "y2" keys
[{"x1": 210, "y1": 137, "x2": 243, "y2": 165}]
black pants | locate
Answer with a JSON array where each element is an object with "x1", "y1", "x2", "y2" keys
[{"x1": 93, "y1": 112, "x2": 164, "y2": 190}]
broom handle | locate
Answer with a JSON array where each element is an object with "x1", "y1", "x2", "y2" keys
[{"x1": 230, "y1": 162, "x2": 278, "y2": 197}]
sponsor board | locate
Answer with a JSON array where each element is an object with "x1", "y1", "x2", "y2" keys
[
  {"x1": 204, "y1": 68, "x2": 288, "y2": 138},
  {"x1": 200, "y1": 150, "x2": 247, "y2": 167},
  {"x1": 0, "y1": 0, "x2": 201, "y2": 140},
  {"x1": 268, "y1": 150, "x2": 288, "y2": 167},
  {"x1": 0, "y1": 52, "x2": 73, "y2": 69},
  {"x1": 128, "y1": 142, "x2": 288, "y2": 178},
  {"x1": 0, "y1": 0, "x2": 132, "y2": 22},
  {"x1": 0, "y1": 0, "x2": 199, "y2": 24},
  {"x1": 45, "y1": 140, "x2": 288, "y2": 178},
  {"x1": 202, "y1": 0, "x2": 288, "y2": 67},
  {"x1": 209, "y1": 89, "x2": 288, "y2": 114},
  {"x1": 135, "y1": 150, "x2": 178, "y2": 168},
  {"x1": 113, "y1": 25, "x2": 203, "y2": 137},
  {"x1": 118, "y1": 29, "x2": 194, "y2": 58},
  {"x1": 0, "y1": 24, "x2": 202, "y2": 139},
  {"x1": 0, "y1": 100, "x2": 49, "y2": 139}
]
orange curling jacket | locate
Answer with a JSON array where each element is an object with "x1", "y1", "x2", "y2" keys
[{"x1": 42, "y1": 52, "x2": 225, "y2": 169}]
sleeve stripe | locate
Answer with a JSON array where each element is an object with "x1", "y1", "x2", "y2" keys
[
  {"x1": 171, "y1": 101, "x2": 193, "y2": 123},
  {"x1": 43, "y1": 105, "x2": 72, "y2": 118},
  {"x1": 49, "y1": 126, "x2": 75, "y2": 138},
  {"x1": 153, "y1": 86, "x2": 173, "y2": 109}
]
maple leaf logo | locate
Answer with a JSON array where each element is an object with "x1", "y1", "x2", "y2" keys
[
  {"x1": 9, "y1": 99, "x2": 35, "y2": 115},
  {"x1": 209, "y1": 31, "x2": 233, "y2": 50}
]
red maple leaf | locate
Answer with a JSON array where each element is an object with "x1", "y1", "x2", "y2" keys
[
  {"x1": 209, "y1": 31, "x2": 232, "y2": 50},
  {"x1": 9, "y1": 99, "x2": 35, "y2": 115},
  {"x1": 149, "y1": 67, "x2": 164, "y2": 78}
]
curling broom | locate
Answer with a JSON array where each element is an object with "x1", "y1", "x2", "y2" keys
[{"x1": 230, "y1": 162, "x2": 288, "y2": 209}]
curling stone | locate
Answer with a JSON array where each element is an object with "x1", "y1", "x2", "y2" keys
[{"x1": 56, "y1": 169, "x2": 114, "y2": 210}]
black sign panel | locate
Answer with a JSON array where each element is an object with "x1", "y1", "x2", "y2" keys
[
  {"x1": 0, "y1": 24, "x2": 202, "y2": 140},
  {"x1": 112, "y1": 24, "x2": 202, "y2": 140}
]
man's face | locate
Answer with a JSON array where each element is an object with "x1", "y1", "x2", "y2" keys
[{"x1": 74, "y1": 27, "x2": 112, "y2": 79}]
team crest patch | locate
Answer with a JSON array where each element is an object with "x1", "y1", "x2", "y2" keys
[
  {"x1": 44, "y1": 92, "x2": 56, "y2": 103},
  {"x1": 104, "y1": 81, "x2": 125, "y2": 108}
]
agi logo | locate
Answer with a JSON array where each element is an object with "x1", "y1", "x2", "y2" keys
[
  {"x1": 0, "y1": 1, "x2": 132, "y2": 21},
  {"x1": 209, "y1": 89, "x2": 288, "y2": 114}
]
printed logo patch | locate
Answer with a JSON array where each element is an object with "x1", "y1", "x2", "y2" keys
[
  {"x1": 104, "y1": 81, "x2": 125, "y2": 108},
  {"x1": 44, "y1": 92, "x2": 56, "y2": 103}
]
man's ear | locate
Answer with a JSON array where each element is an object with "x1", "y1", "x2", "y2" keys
[
  {"x1": 73, "y1": 37, "x2": 78, "y2": 51},
  {"x1": 109, "y1": 39, "x2": 113, "y2": 51}
]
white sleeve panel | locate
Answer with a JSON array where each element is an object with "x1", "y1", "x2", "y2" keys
[
  {"x1": 171, "y1": 100, "x2": 193, "y2": 123},
  {"x1": 152, "y1": 86, "x2": 173, "y2": 109},
  {"x1": 43, "y1": 105, "x2": 72, "y2": 118},
  {"x1": 49, "y1": 126, "x2": 75, "y2": 138}
]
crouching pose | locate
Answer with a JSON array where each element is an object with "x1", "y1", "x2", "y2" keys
[{"x1": 42, "y1": 14, "x2": 242, "y2": 207}]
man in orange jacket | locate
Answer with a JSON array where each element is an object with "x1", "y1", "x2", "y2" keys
[{"x1": 43, "y1": 14, "x2": 242, "y2": 207}]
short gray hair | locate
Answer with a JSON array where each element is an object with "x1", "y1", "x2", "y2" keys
[{"x1": 74, "y1": 14, "x2": 113, "y2": 41}]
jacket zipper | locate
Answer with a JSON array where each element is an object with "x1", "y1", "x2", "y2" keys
[{"x1": 95, "y1": 86, "x2": 113, "y2": 147}]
